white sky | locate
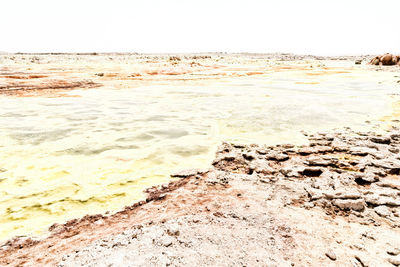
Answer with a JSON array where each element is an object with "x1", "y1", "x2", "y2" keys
[{"x1": 1, "y1": 0, "x2": 399, "y2": 55}]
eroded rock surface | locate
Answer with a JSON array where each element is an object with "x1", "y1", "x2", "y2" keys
[
  {"x1": 369, "y1": 53, "x2": 400, "y2": 66},
  {"x1": 213, "y1": 129, "x2": 400, "y2": 227}
]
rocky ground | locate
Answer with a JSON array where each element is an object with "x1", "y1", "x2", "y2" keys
[{"x1": 1, "y1": 123, "x2": 400, "y2": 266}]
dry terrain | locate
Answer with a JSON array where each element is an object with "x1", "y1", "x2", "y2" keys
[
  {"x1": 1, "y1": 53, "x2": 400, "y2": 266},
  {"x1": 1, "y1": 125, "x2": 400, "y2": 266}
]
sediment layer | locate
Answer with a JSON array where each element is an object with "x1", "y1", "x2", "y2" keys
[{"x1": 1, "y1": 53, "x2": 398, "y2": 98}]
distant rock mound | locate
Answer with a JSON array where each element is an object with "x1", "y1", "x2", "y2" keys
[{"x1": 369, "y1": 53, "x2": 400, "y2": 66}]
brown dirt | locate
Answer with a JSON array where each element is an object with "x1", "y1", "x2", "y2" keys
[{"x1": 0, "y1": 79, "x2": 101, "y2": 97}]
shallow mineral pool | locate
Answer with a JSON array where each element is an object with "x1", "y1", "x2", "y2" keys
[{"x1": 0, "y1": 62, "x2": 398, "y2": 241}]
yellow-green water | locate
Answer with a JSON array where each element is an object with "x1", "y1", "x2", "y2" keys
[{"x1": 0, "y1": 66, "x2": 398, "y2": 241}]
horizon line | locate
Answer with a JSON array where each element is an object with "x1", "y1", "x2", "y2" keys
[{"x1": 0, "y1": 51, "x2": 388, "y2": 57}]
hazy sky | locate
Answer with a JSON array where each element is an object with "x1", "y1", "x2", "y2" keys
[{"x1": 2, "y1": 0, "x2": 399, "y2": 55}]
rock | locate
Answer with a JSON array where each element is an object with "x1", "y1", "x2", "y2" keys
[
  {"x1": 351, "y1": 258, "x2": 363, "y2": 267},
  {"x1": 353, "y1": 173, "x2": 378, "y2": 184},
  {"x1": 323, "y1": 190, "x2": 361, "y2": 200},
  {"x1": 259, "y1": 175, "x2": 277, "y2": 183},
  {"x1": 387, "y1": 248, "x2": 400, "y2": 256},
  {"x1": 393, "y1": 56, "x2": 399, "y2": 65},
  {"x1": 300, "y1": 167, "x2": 323, "y2": 177},
  {"x1": 369, "y1": 56, "x2": 380, "y2": 65},
  {"x1": 355, "y1": 60, "x2": 362, "y2": 65},
  {"x1": 332, "y1": 199, "x2": 365, "y2": 211},
  {"x1": 350, "y1": 147, "x2": 374, "y2": 156},
  {"x1": 315, "y1": 146, "x2": 334, "y2": 153},
  {"x1": 305, "y1": 157, "x2": 332, "y2": 167},
  {"x1": 249, "y1": 160, "x2": 275, "y2": 175},
  {"x1": 381, "y1": 54, "x2": 395, "y2": 66},
  {"x1": 166, "y1": 224, "x2": 180, "y2": 236},
  {"x1": 376, "y1": 179, "x2": 400, "y2": 190},
  {"x1": 266, "y1": 152, "x2": 289, "y2": 161},
  {"x1": 325, "y1": 249, "x2": 337, "y2": 261},
  {"x1": 388, "y1": 256, "x2": 400, "y2": 266},
  {"x1": 212, "y1": 153, "x2": 238, "y2": 164},
  {"x1": 370, "y1": 136, "x2": 391, "y2": 144},
  {"x1": 171, "y1": 169, "x2": 207, "y2": 178},
  {"x1": 362, "y1": 167, "x2": 386, "y2": 177},
  {"x1": 156, "y1": 235, "x2": 174, "y2": 247},
  {"x1": 361, "y1": 231, "x2": 376, "y2": 240},
  {"x1": 353, "y1": 243, "x2": 365, "y2": 251},
  {"x1": 304, "y1": 186, "x2": 325, "y2": 200},
  {"x1": 281, "y1": 144, "x2": 295, "y2": 149},
  {"x1": 376, "y1": 187, "x2": 398, "y2": 198},
  {"x1": 280, "y1": 166, "x2": 304, "y2": 177},
  {"x1": 364, "y1": 195, "x2": 400, "y2": 206},
  {"x1": 232, "y1": 143, "x2": 246, "y2": 148},
  {"x1": 391, "y1": 133, "x2": 400, "y2": 140},
  {"x1": 169, "y1": 56, "x2": 181, "y2": 61},
  {"x1": 94, "y1": 219, "x2": 105, "y2": 226},
  {"x1": 354, "y1": 255, "x2": 367, "y2": 267},
  {"x1": 256, "y1": 149, "x2": 267, "y2": 155},
  {"x1": 374, "y1": 206, "x2": 391, "y2": 217},
  {"x1": 242, "y1": 151, "x2": 257, "y2": 161},
  {"x1": 356, "y1": 156, "x2": 374, "y2": 170},
  {"x1": 331, "y1": 139, "x2": 349, "y2": 152},
  {"x1": 309, "y1": 139, "x2": 332, "y2": 147},
  {"x1": 205, "y1": 171, "x2": 230, "y2": 185},
  {"x1": 372, "y1": 159, "x2": 400, "y2": 174},
  {"x1": 298, "y1": 147, "x2": 314, "y2": 155},
  {"x1": 216, "y1": 142, "x2": 233, "y2": 152},
  {"x1": 303, "y1": 202, "x2": 315, "y2": 209}
]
